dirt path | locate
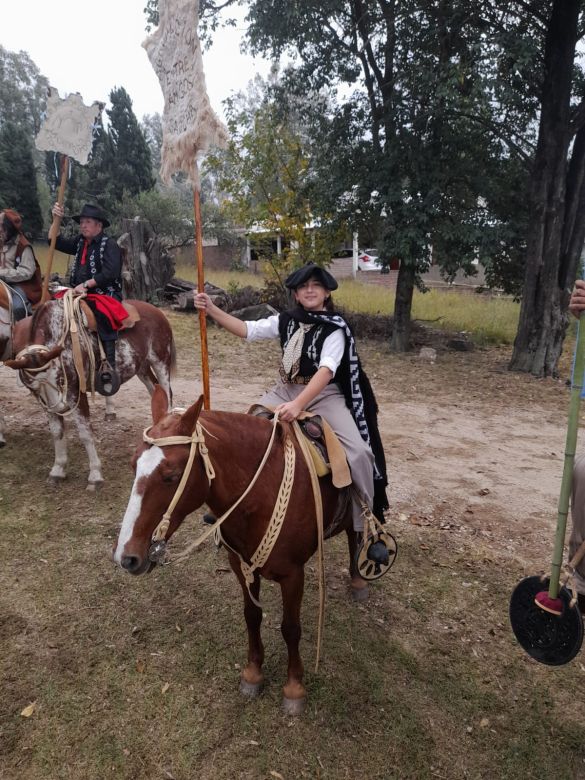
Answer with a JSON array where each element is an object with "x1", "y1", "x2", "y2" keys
[{"x1": 0, "y1": 329, "x2": 571, "y2": 570}]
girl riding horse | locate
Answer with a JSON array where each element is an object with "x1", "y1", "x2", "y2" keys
[{"x1": 194, "y1": 262, "x2": 391, "y2": 571}]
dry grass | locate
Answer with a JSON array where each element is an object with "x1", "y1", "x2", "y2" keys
[{"x1": 33, "y1": 245, "x2": 519, "y2": 346}]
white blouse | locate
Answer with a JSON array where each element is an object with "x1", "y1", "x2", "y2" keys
[{"x1": 245, "y1": 314, "x2": 346, "y2": 376}]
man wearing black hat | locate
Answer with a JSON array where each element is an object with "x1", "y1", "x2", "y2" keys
[{"x1": 49, "y1": 202, "x2": 123, "y2": 395}]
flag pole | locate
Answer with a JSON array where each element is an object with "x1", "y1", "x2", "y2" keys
[
  {"x1": 193, "y1": 188, "x2": 211, "y2": 410},
  {"x1": 41, "y1": 154, "x2": 69, "y2": 304}
]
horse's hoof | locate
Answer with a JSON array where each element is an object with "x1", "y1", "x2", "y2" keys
[
  {"x1": 351, "y1": 585, "x2": 370, "y2": 602},
  {"x1": 240, "y1": 678, "x2": 262, "y2": 698},
  {"x1": 86, "y1": 481, "x2": 103, "y2": 493},
  {"x1": 0, "y1": 439, "x2": 6, "y2": 448},
  {"x1": 282, "y1": 696, "x2": 306, "y2": 716},
  {"x1": 104, "y1": 412, "x2": 117, "y2": 422},
  {"x1": 47, "y1": 475, "x2": 66, "y2": 486}
]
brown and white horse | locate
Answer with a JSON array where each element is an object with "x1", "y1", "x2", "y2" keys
[
  {"x1": 113, "y1": 386, "x2": 368, "y2": 714},
  {"x1": 0, "y1": 283, "x2": 32, "y2": 447},
  {"x1": 0, "y1": 292, "x2": 9, "y2": 447},
  {"x1": 5, "y1": 298, "x2": 175, "y2": 488}
]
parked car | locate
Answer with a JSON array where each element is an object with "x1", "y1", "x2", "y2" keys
[{"x1": 357, "y1": 249, "x2": 384, "y2": 271}]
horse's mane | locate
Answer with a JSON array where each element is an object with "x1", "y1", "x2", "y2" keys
[{"x1": 30, "y1": 300, "x2": 50, "y2": 333}]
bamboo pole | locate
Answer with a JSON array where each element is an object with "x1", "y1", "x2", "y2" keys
[
  {"x1": 548, "y1": 315, "x2": 585, "y2": 598},
  {"x1": 193, "y1": 189, "x2": 210, "y2": 410},
  {"x1": 41, "y1": 154, "x2": 69, "y2": 304}
]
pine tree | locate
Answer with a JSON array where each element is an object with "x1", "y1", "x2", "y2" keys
[
  {"x1": 107, "y1": 87, "x2": 155, "y2": 201},
  {"x1": 0, "y1": 121, "x2": 43, "y2": 235}
]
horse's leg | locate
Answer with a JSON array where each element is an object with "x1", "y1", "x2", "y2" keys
[
  {"x1": 104, "y1": 396, "x2": 116, "y2": 422},
  {"x1": 137, "y1": 374, "x2": 156, "y2": 397},
  {"x1": 227, "y1": 550, "x2": 265, "y2": 697},
  {"x1": 0, "y1": 410, "x2": 5, "y2": 448},
  {"x1": 71, "y1": 394, "x2": 103, "y2": 490},
  {"x1": 279, "y1": 566, "x2": 307, "y2": 715},
  {"x1": 347, "y1": 529, "x2": 369, "y2": 602},
  {"x1": 147, "y1": 341, "x2": 173, "y2": 408},
  {"x1": 47, "y1": 411, "x2": 68, "y2": 485}
]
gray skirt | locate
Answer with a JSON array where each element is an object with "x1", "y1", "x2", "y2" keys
[{"x1": 258, "y1": 380, "x2": 375, "y2": 531}]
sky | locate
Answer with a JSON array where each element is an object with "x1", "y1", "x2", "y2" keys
[{"x1": 0, "y1": 0, "x2": 270, "y2": 122}]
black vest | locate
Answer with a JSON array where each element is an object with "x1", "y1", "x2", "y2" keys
[
  {"x1": 69, "y1": 236, "x2": 122, "y2": 299},
  {"x1": 278, "y1": 312, "x2": 339, "y2": 382}
]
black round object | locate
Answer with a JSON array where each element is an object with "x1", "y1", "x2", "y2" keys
[{"x1": 509, "y1": 575, "x2": 584, "y2": 666}]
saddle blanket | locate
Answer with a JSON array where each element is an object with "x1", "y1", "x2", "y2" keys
[{"x1": 54, "y1": 290, "x2": 130, "y2": 331}]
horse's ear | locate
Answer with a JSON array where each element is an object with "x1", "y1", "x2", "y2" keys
[
  {"x1": 12, "y1": 316, "x2": 33, "y2": 354},
  {"x1": 151, "y1": 385, "x2": 169, "y2": 424},
  {"x1": 179, "y1": 395, "x2": 205, "y2": 435}
]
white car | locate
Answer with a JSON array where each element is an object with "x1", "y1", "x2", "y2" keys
[{"x1": 357, "y1": 249, "x2": 383, "y2": 272}]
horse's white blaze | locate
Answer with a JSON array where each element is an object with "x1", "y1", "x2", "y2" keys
[{"x1": 114, "y1": 446, "x2": 165, "y2": 564}]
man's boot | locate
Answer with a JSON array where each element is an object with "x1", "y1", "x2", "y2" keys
[{"x1": 97, "y1": 339, "x2": 121, "y2": 396}]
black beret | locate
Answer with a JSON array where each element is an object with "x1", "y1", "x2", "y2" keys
[{"x1": 284, "y1": 262, "x2": 338, "y2": 291}]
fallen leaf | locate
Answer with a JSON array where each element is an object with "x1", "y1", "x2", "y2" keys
[
  {"x1": 175, "y1": 624, "x2": 182, "y2": 632},
  {"x1": 480, "y1": 718, "x2": 490, "y2": 728},
  {"x1": 20, "y1": 701, "x2": 37, "y2": 718},
  {"x1": 249, "y1": 740, "x2": 260, "y2": 746},
  {"x1": 136, "y1": 659, "x2": 146, "y2": 673},
  {"x1": 270, "y1": 772, "x2": 285, "y2": 780},
  {"x1": 161, "y1": 682, "x2": 170, "y2": 694}
]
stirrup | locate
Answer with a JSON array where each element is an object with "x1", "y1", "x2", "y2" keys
[
  {"x1": 355, "y1": 527, "x2": 397, "y2": 581},
  {"x1": 95, "y1": 360, "x2": 120, "y2": 396}
]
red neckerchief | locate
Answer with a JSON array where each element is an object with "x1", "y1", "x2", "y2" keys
[{"x1": 80, "y1": 239, "x2": 89, "y2": 265}]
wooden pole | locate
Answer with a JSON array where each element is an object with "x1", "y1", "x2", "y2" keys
[
  {"x1": 193, "y1": 188, "x2": 211, "y2": 410},
  {"x1": 41, "y1": 154, "x2": 69, "y2": 303}
]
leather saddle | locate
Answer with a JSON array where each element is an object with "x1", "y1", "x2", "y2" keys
[
  {"x1": 78, "y1": 299, "x2": 140, "y2": 333},
  {"x1": 248, "y1": 404, "x2": 352, "y2": 488}
]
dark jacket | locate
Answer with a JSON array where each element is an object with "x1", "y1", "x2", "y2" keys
[{"x1": 53, "y1": 233, "x2": 123, "y2": 300}]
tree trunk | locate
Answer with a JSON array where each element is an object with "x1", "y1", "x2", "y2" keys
[
  {"x1": 118, "y1": 218, "x2": 175, "y2": 302},
  {"x1": 509, "y1": 0, "x2": 581, "y2": 377},
  {"x1": 390, "y1": 262, "x2": 416, "y2": 351}
]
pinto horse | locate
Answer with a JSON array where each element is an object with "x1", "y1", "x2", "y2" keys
[
  {"x1": 0, "y1": 289, "x2": 9, "y2": 447},
  {"x1": 0, "y1": 282, "x2": 33, "y2": 447},
  {"x1": 113, "y1": 386, "x2": 372, "y2": 714},
  {"x1": 5, "y1": 297, "x2": 175, "y2": 488}
]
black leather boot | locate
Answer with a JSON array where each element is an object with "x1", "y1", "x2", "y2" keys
[
  {"x1": 367, "y1": 540, "x2": 390, "y2": 565},
  {"x1": 97, "y1": 339, "x2": 120, "y2": 396}
]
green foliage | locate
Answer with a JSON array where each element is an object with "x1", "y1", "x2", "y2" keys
[
  {"x1": 115, "y1": 188, "x2": 193, "y2": 249},
  {"x1": 140, "y1": 112, "x2": 162, "y2": 175},
  {"x1": 107, "y1": 87, "x2": 155, "y2": 200},
  {"x1": 0, "y1": 45, "x2": 49, "y2": 135},
  {"x1": 0, "y1": 121, "x2": 43, "y2": 235},
  {"x1": 207, "y1": 73, "x2": 345, "y2": 287},
  {"x1": 0, "y1": 46, "x2": 48, "y2": 232},
  {"x1": 62, "y1": 88, "x2": 155, "y2": 224}
]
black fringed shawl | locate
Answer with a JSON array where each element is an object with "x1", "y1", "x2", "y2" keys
[{"x1": 285, "y1": 307, "x2": 389, "y2": 521}]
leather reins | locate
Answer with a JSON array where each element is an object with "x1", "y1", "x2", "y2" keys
[{"x1": 14, "y1": 290, "x2": 100, "y2": 415}]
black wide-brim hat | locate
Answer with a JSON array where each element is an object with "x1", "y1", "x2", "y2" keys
[
  {"x1": 72, "y1": 203, "x2": 110, "y2": 228},
  {"x1": 284, "y1": 262, "x2": 338, "y2": 291}
]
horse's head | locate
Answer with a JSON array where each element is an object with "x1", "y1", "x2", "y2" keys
[
  {"x1": 114, "y1": 386, "x2": 207, "y2": 575},
  {"x1": 5, "y1": 342, "x2": 69, "y2": 413}
]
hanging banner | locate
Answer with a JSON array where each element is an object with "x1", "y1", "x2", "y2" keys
[
  {"x1": 35, "y1": 87, "x2": 103, "y2": 165},
  {"x1": 143, "y1": 0, "x2": 228, "y2": 189}
]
